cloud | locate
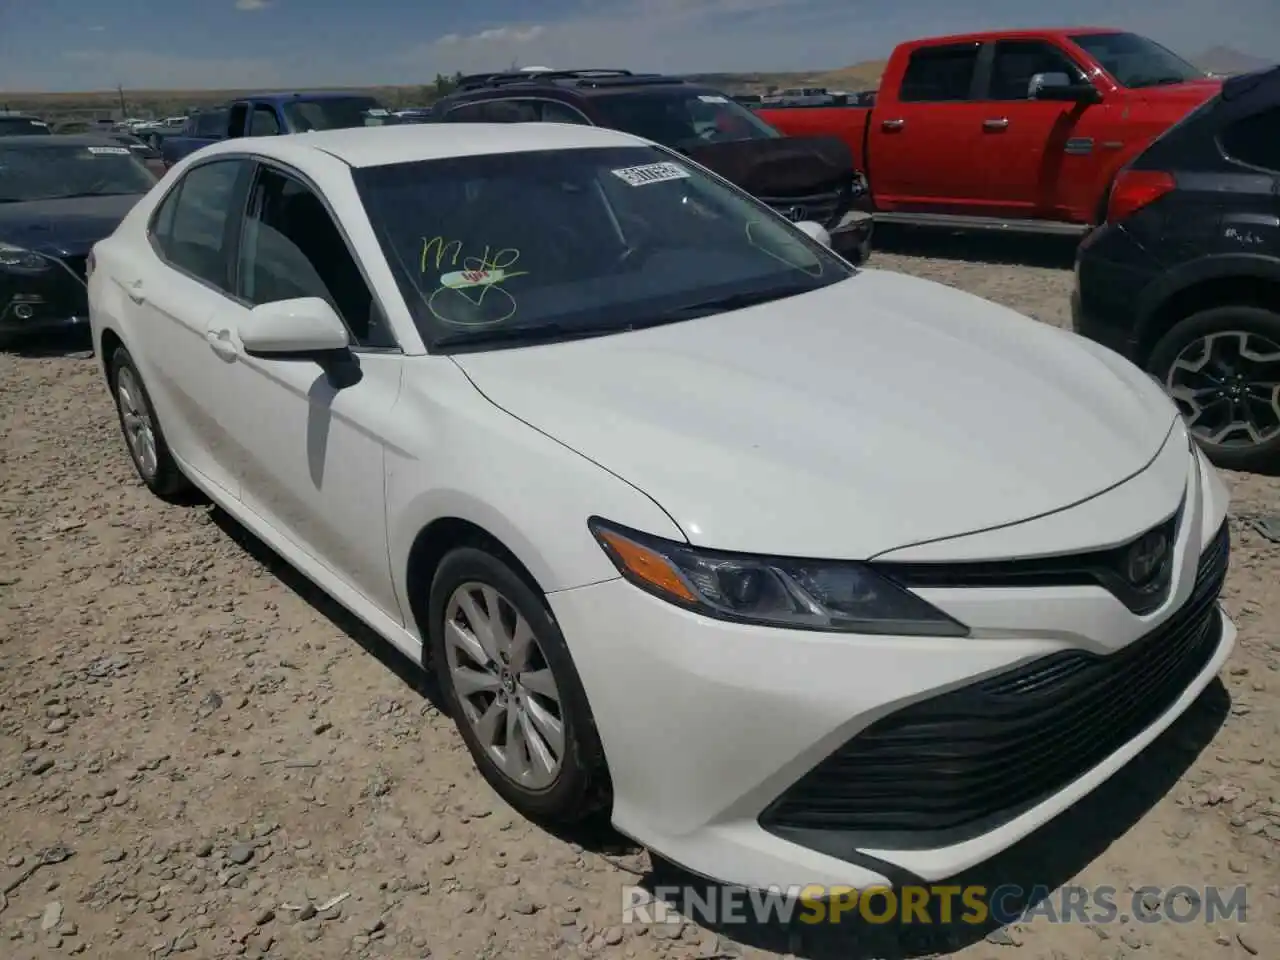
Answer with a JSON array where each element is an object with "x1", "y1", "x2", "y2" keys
[
  {"x1": 235, "y1": 0, "x2": 271, "y2": 10},
  {"x1": 434, "y1": 25, "x2": 546, "y2": 47}
]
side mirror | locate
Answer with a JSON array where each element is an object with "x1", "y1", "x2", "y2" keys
[
  {"x1": 238, "y1": 297, "x2": 351, "y2": 361},
  {"x1": 793, "y1": 220, "x2": 832, "y2": 247},
  {"x1": 1030, "y1": 72, "x2": 1102, "y2": 103}
]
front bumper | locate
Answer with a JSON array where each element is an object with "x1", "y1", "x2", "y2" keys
[
  {"x1": 549, "y1": 442, "x2": 1234, "y2": 890},
  {"x1": 0, "y1": 254, "x2": 91, "y2": 343}
]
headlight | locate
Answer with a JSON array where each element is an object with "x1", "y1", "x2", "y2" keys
[
  {"x1": 588, "y1": 517, "x2": 969, "y2": 637},
  {"x1": 0, "y1": 241, "x2": 50, "y2": 271}
]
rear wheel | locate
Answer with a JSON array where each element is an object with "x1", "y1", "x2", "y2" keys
[
  {"x1": 428, "y1": 546, "x2": 610, "y2": 823},
  {"x1": 108, "y1": 346, "x2": 190, "y2": 497},
  {"x1": 1146, "y1": 305, "x2": 1280, "y2": 472}
]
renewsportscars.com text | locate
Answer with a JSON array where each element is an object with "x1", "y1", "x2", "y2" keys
[{"x1": 622, "y1": 883, "x2": 1248, "y2": 926}]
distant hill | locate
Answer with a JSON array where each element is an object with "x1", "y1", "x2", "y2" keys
[{"x1": 1195, "y1": 46, "x2": 1274, "y2": 75}]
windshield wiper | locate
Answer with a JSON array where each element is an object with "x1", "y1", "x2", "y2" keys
[{"x1": 652, "y1": 284, "x2": 817, "y2": 321}]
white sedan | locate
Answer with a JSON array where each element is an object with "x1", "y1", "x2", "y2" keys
[{"x1": 88, "y1": 122, "x2": 1236, "y2": 892}]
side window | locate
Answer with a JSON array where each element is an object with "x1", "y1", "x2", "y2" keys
[
  {"x1": 1220, "y1": 107, "x2": 1280, "y2": 172},
  {"x1": 149, "y1": 183, "x2": 180, "y2": 256},
  {"x1": 443, "y1": 102, "x2": 488, "y2": 122},
  {"x1": 160, "y1": 159, "x2": 248, "y2": 291},
  {"x1": 899, "y1": 44, "x2": 980, "y2": 102},
  {"x1": 539, "y1": 101, "x2": 592, "y2": 124},
  {"x1": 248, "y1": 106, "x2": 281, "y2": 136},
  {"x1": 237, "y1": 166, "x2": 396, "y2": 349},
  {"x1": 196, "y1": 109, "x2": 227, "y2": 137},
  {"x1": 227, "y1": 103, "x2": 249, "y2": 138},
  {"x1": 483, "y1": 100, "x2": 540, "y2": 122},
  {"x1": 988, "y1": 41, "x2": 1087, "y2": 100}
]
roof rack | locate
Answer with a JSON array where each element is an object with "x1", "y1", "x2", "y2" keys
[{"x1": 455, "y1": 69, "x2": 686, "y2": 91}]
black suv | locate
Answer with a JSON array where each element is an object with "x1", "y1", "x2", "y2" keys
[
  {"x1": 431, "y1": 69, "x2": 872, "y2": 264},
  {"x1": 0, "y1": 113, "x2": 51, "y2": 136},
  {"x1": 1073, "y1": 65, "x2": 1280, "y2": 473}
]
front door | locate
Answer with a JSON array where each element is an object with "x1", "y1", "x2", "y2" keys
[
  {"x1": 972, "y1": 39, "x2": 1113, "y2": 220},
  {"x1": 132, "y1": 156, "x2": 255, "y2": 499},
  {"x1": 211, "y1": 161, "x2": 404, "y2": 617}
]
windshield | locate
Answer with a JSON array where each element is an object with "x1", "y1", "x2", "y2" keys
[
  {"x1": 590, "y1": 89, "x2": 781, "y2": 149},
  {"x1": 0, "y1": 142, "x2": 156, "y2": 202},
  {"x1": 354, "y1": 145, "x2": 852, "y2": 351},
  {"x1": 281, "y1": 97, "x2": 397, "y2": 132},
  {"x1": 0, "y1": 117, "x2": 51, "y2": 136},
  {"x1": 1070, "y1": 32, "x2": 1205, "y2": 88}
]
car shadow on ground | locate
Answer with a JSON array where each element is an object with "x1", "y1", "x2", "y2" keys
[
  {"x1": 204, "y1": 504, "x2": 640, "y2": 860},
  {"x1": 1, "y1": 329, "x2": 94, "y2": 358},
  {"x1": 871, "y1": 226, "x2": 1081, "y2": 270},
  {"x1": 633, "y1": 680, "x2": 1230, "y2": 959}
]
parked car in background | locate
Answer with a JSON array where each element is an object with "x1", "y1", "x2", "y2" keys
[
  {"x1": 0, "y1": 113, "x2": 51, "y2": 136},
  {"x1": 1074, "y1": 64, "x2": 1280, "y2": 473},
  {"x1": 0, "y1": 135, "x2": 156, "y2": 348},
  {"x1": 158, "y1": 93, "x2": 397, "y2": 168},
  {"x1": 432, "y1": 69, "x2": 872, "y2": 263},
  {"x1": 88, "y1": 122, "x2": 1234, "y2": 893},
  {"x1": 755, "y1": 28, "x2": 1224, "y2": 236}
]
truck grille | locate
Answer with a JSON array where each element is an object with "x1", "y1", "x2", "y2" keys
[{"x1": 760, "y1": 520, "x2": 1230, "y2": 852}]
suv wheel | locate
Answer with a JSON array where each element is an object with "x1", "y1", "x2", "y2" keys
[{"x1": 1147, "y1": 304, "x2": 1280, "y2": 473}]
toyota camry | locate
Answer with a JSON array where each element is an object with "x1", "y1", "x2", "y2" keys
[{"x1": 87, "y1": 122, "x2": 1235, "y2": 891}]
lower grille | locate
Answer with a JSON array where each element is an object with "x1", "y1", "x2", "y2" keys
[{"x1": 761, "y1": 521, "x2": 1230, "y2": 851}]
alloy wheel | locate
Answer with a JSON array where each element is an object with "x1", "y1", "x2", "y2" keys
[
  {"x1": 443, "y1": 582, "x2": 565, "y2": 790},
  {"x1": 1167, "y1": 330, "x2": 1280, "y2": 447},
  {"x1": 116, "y1": 366, "x2": 159, "y2": 479}
]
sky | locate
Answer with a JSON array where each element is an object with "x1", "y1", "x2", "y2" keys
[{"x1": 0, "y1": 0, "x2": 1276, "y2": 93}]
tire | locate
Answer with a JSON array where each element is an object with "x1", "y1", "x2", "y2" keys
[
  {"x1": 107, "y1": 346, "x2": 190, "y2": 497},
  {"x1": 1146, "y1": 305, "x2": 1280, "y2": 473},
  {"x1": 428, "y1": 546, "x2": 610, "y2": 824}
]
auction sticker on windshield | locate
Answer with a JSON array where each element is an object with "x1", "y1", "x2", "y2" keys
[
  {"x1": 611, "y1": 162, "x2": 691, "y2": 187},
  {"x1": 86, "y1": 146, "x2": 130, "y2": 155}
]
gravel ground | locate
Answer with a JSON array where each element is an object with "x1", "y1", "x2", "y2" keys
[{"x1": 2, "y1": 233, "x2": 1278, "y2": 960}]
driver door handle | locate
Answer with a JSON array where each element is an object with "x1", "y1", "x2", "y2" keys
[
  {"x1": 205, "y1": 328, "x2": 238, "y2": 361},
  {"x1": 983, "y1": 117, "x2": 1010, "y2": 131},
  {"x1": 881, "y1": 118, "x2": 905, "y2": 131}
]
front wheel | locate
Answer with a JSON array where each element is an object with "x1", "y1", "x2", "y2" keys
[
  {"x1": 428, "y1": 547, "x2": 610, "y2": 823},
  {"x1": 1146, "y1": 305, "x2": 1280, "y2": 473}
]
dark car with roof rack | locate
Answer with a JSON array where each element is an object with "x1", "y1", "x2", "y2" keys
[
  {"x1": 431, "y1": 69, "x2": 873, "y2": 264},
  {"x1": 0, "y1": 113, "x2": 52, "y2": 137}
]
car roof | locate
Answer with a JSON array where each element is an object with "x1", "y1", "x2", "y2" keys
[
  {"x1": 907, "y1": 26, "x2": 1121, "y2": 47},
  {"x1": 0, "y1": 134, "x2": 125, "y2": 147},
  {"x1": 209, "y1": 121, "x2": 650, "y2": 168}
]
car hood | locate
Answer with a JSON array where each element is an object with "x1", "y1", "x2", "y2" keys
[
  {"x1": 1131, "y1": 77, "x2": 1223, "y2": 109},
  {"x1": 453, "y1": 269, "x2": 1179, "y2": 559},
  {"x1": 0, "y1": 193, "x2": 142, "y2": 257},
  {"x1": 682, "y1": 135, "x2": 855, "y2": 195}
]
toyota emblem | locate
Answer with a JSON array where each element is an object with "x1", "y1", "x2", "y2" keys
[{"x1": 1126, "y1": 530, "x2": 1169, "y2": 587}]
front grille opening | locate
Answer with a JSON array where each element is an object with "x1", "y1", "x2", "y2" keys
[{"x1": 761, "y1": 521, "x2": 1229, "y2": 853}]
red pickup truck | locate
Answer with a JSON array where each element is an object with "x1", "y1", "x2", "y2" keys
[{"x1": 756, "y1": 28, "x2": 1224, "y2": 235}]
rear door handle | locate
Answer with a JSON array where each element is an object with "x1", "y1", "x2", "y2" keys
[
  {"x1": 881, "y1": 118, "x2": 905, "y2": 131},
  {"x1": 983, "y1": 117, "x2": 1010, "y2": 131},
  {"x1": 205, "y1": 328, "x2": 238, "y2": 361}
]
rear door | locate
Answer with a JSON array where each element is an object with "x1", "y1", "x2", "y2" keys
[
  {"x1": 869, "y1": 42, "x2": 989, "y2": 212},
  {"x1": 971, "y1": 38, "x2": 1114, "y2": 219}
]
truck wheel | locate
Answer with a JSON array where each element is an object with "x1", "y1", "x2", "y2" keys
[{"x1": 1146, "y1": 305, "x2": 1280, "y2": 473}]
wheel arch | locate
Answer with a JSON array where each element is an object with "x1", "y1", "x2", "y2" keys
[{"x1": 1134, "y1": 256, "x2": 1280, "y2": 364}]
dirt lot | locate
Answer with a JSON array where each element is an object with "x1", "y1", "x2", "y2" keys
[{"x1": 2, "y1": 234, "x2": 1278, "y2": 960}]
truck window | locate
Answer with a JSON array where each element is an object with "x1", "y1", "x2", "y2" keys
[
  {"x1": 248, "y1": 106, "x2": 281, "y2": 136},
  {"x1": 987, "y1": 40, "x2": 1088, "y2": 100},
  {"x1": 280, "y1": 96, "x2": 391, "y2": 132},
  {"x1": 195, "y1": 109, "x2": 228, "y2": 137},
  {"x1": 1220, "y1": 106, "x2": 1280, "y2": 173},
  {"x1": 899, "y1": 44, "x2": 980, "y2": 102},
  {"x1": 1069, "y1": 32, "x2": 1203, "y2": 89}
]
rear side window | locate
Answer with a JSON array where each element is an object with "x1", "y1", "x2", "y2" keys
[
  {"x1": 483, "y1": 100, "x2": 540, "y2": 122},
  {"x1": 152, "y1": 159, "x2": 249, "y2": 292},
  {"x1": 539, "y1": 101, "x2": 591, "y2": 124},
  {"x1": 443, "y1": 102, "x2": 487, "y2": 122},
  {"x1": 1220, "y1": 107, "x2": 1280, "y2": 172},
  {"x1": 899, "y1": 44, "x2": 980, "y2": 102}
]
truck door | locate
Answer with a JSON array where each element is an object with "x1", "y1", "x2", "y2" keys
[
  {"x1": 972, "y1": 39, "x2": 1114, "y2": 221},
  {"x1": 869, "y1": 41, "x2": 990, "y2": 213}
]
